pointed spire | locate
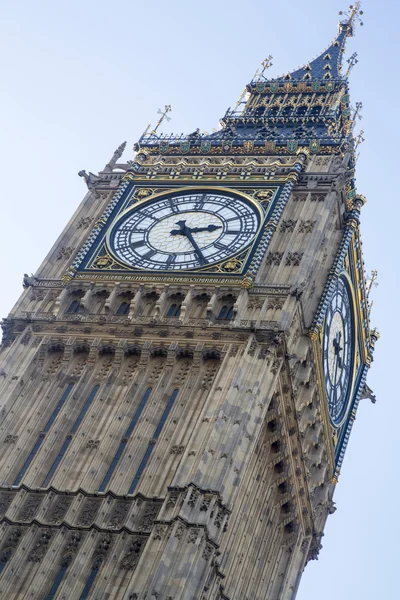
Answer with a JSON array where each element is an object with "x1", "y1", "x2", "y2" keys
[
  {"x1": 103, "y1": 141, "x2": 127, "y2": 172},
  {"x1": 254, "y1": 4, "x2": 363, "y2": 84}
]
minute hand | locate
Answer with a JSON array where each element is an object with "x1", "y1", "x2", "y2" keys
[
  {"x1": 185, "y1": 230, "x2": 207, "y2": 264},
  {"x1": 189, "y1": 224, "x2": 222, "y2": 234}
]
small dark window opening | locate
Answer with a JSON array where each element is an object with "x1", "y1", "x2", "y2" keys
[
  {"x1": 217, "y1": 305, "x2": 234, "y2": 320},
  {"x1": 116, "y1": 301, "x2": 130, "y2": 315},
  {"x1": 167, "y1": 303, "x2": 181, "y2": 318},
  {"x1": 67, "y1": 300, "x2": 82, "y2": 314}
]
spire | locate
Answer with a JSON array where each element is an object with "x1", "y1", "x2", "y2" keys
[
  {"x1": 103, "y1": 141, "x2": 127, "y2": 172},
  {"x1": 134, "y1": 5, "x2": 363, "y2": 157},
  {"x1": 254, "y1": 3, "x2": 363, "y2": 84}
]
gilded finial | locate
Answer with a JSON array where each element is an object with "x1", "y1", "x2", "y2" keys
[
  {"x1": 366, "y1": 269, "x2": 378, "y2": 298},
  {"x1": 339, "y1": 2, "x2": 364, "y2": 34},
  {"x1": 260, "y1": 55, "x2": 273, "y2": 79},
  {"x1": 366, "y1": 269, "x2": 378, "y2": 318},
  {"x1": 354, "y1": 129, "x2": 365, "y2": 149},
  {"x1": 345, "y1": 52, "x2": 359, "y2": 77},
  {"x1": 142, "y1": 105, "x2": 172, "y2": 138}
]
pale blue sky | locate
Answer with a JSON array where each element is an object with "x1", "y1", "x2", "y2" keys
[{"x1": 0, "y1": 1, "x2": 396, "y2": 598}]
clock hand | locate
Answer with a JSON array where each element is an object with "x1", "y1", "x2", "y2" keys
[
  {"x1": 169, "y1": 220, "x2": 208, "y2": 264},
  {"x1": 185, "y1": 229, "x2": 207, "y2": 264},
  {"x1": 189, "y1": 224, "x2": 222, "y2": 234}
]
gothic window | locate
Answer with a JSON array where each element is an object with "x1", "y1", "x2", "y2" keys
[
  {"x1": 192, "y1": 293, "x2": 210, "y2": 318},
  {"x1": 142, "y1": 292, "x2": 158, "y2": 316},
  {"x1": 217, "y1": 305, "x2": 234, "y2": 320},
  {"x1": 297, "y1": 105, "x2": 308, "y2": 116},
  {"x1": 309, "y1": 105, "x2": 322, "y2": 116},
  {"x1": 92, "y1": 290, "x2": 109, "y2": 314},
  {"x1": 128, "y1": 389, "x2": 179, "y2": 494},
  {"x1": 41, "y1": 386, "x2": 100, "y2": 488},
  {"x1": 98, "y1": 388, "x2": 152, "y2": 493},
  {"x1": 13, "y1": 384, "x2": 74, "y2": 486},
  {"x1": 167, "y1": 303, "x2": 181, "y2": 318},
  {"x1": 281, "y1": 105, "x2": 293, "y2": 116},
  {"x1": 67, "y1": 300, "x2": 82, "y2": 314},
  {"x1": 216, "y1": 294, "x2": 236, "y2": 320},
  {"x1": 116, "y1": 301, "x2": 130, "y2": 316}
]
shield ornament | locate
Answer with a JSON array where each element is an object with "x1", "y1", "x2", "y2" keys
[
  {"x1": 325, "y1": 81, "x2": 335, "y2": 92},
  {"x1": 243, "y1": 140, "x2": 254, "y2": 153},
  {"x1": 270, "y1": 82, "x2": 279, "y2": 92},
  {"x1": 347, "y1": 188, "x2": 356, "y2": 201},
  {"x1": 159, "y1": 140, "x2": 169, "y2": 153},
  {"x1": 201, "y1": 141, "x2": 211, "y2": 153},
  {"x1": 312, "y1": 81, "x2": 321, "y2": 92},
  {"x1": 309, "y1": 139, "x2": 320, "y2": 153},
  {"x1": 256, "y1": 83, "x2": 265, "y2": 93},
  {"x1": 222, "y1": 141, "x2": 232, "y2": 153},
  {"x1": 341, "y1": 94, "x2": 350, "y2": 104},
  {"x1": 342, "y1": 107, "x2": 351, "y2": 117},
  {"x1": 287, "y1": 140, "x2": 298, "y2": 153},
  {"x1": 180, "y1": 141, "x2": 190, "y2": 154},
  {"x1": 265, "y1": 141, "x2": 276, "y2": 152}
]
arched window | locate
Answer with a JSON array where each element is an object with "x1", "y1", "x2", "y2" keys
[
  {"x1": 167, "y1": 303, "x2": 181, "y2": 318},
  {"x1": 67, "y1": 300, "x2": 82, "y2": 314},
  {"x1": 116, "y1": 301, "x2": 130, "y2": 316},
  {"x1": 217, "y1": 305, "x2": 234, "y2": 320},
  {"x1": 282, "y1": 105, "x2": 293, "y2": 116},
  {"x1": 309, "y1": 105, "x2": 322, "y2": 116},
  {"x1": 297, "y1": 105, "x2": 308, "y2": 116}
]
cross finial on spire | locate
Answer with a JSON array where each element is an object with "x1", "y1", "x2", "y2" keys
[
  {"x1": 339, "y1": 2, "x2": 364, "y2": 35},
  {"x1": 143, "y1": 105, "x2": 172, "y2": 138},
  {"x1": 346, "y1": 52, "x2": 359, "y2": 77}
]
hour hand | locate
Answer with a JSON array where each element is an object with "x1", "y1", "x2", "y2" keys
[{"x1": 170, "y1": 220, "x2": 187, "y2": 236}]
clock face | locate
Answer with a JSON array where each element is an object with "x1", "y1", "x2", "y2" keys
[
  {"x1": 107, "y1": 190, "x2": 261, "y2": 271},
  {"x1": 322, "y1": 276, "x2": 355, "y2": 427}
]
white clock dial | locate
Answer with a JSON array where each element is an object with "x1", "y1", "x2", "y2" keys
[
  {"x1": 322, "y1": 276, "x2": 355, "y2": 427},
  {"x1": 107, "y1": 190, "x2": 261, "y2": 271}
]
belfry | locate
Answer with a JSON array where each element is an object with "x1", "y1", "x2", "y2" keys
[{"x1": 0, "y1": 4, "x2": 377, "y2": 599}]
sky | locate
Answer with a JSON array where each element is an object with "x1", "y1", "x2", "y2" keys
[{"x1": 0, "y1": 0, "x2": 397, "y2": 598}]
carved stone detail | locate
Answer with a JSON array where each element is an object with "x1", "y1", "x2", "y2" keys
[
  {"x1": 266, "y1": 252, "x2": 283, "y2": 266},
  {"x1": 120, "y1": 537, "x2": 145, "y2": 571},
  {"x1": 0, "y1": 528, "x2": 22, "y2": 564},
  {"x1": 77, "y1": 216, "x2": 95, "y2": 229},
  {"x1": 137, "y1": 504, "x2": 160, "y2": 532},
  {"x1": 285, "y1": 252, "x2": 303, "y2": 266},
  {"x1": 280, "y1": 220, "x2": 297, "y2": 233},
  {"x1": 108, "y1": 501, "x2": 130, "y2": 528},
  {"x1": 56, "y1": 246, "x2": 75, "y2": 260},
  {"x1": 298, "y1": 220, "x2": 316, "y2": 233},
  {"x1": 28, "y1": 530, "x2": 53, "y2": 563},
  {"x1": 47, "y1": 497, "x2": 72, "y2": 524},
  {"x1": 77, "y1": 499, "x2": 101, "y2": 526},
  {"x1": 19, "y1": 494, "x2": 43, "y2": 521}
]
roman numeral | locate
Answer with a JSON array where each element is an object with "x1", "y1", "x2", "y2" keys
[
  {"x1": 142, "y1": 249, "x2": 156, "y2": 260},
  {"x1": 166, "y1": 255, "x2": 176, "y2": 265},
  {"x1": 131, "y1": 240, "x2": 146, "y2": 249},
  {"x1": 214, "y1": 241, "x2": 230, "y2": 251},
  {"x1": 225, "y1": 230, "x2": 242, "y2": 235},
  {"x1": 195, "y1": 194, "x2": 206, "y2": 209}
]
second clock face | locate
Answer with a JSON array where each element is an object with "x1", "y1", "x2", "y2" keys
[
  {"x1": 107, "y1": 190, "x2": 261, "y2": 271},
  {"x1": 322, "y1": 276, "x2": 355, "y2": 427}
]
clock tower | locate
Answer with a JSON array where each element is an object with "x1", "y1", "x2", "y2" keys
[{"x1": 0, "y1": 5, "x2": 377, "y2": 600}]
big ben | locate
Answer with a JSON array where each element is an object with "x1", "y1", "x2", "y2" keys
[{"x1": 0, "y1": 4, "x2": 377, "y2": 599}]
